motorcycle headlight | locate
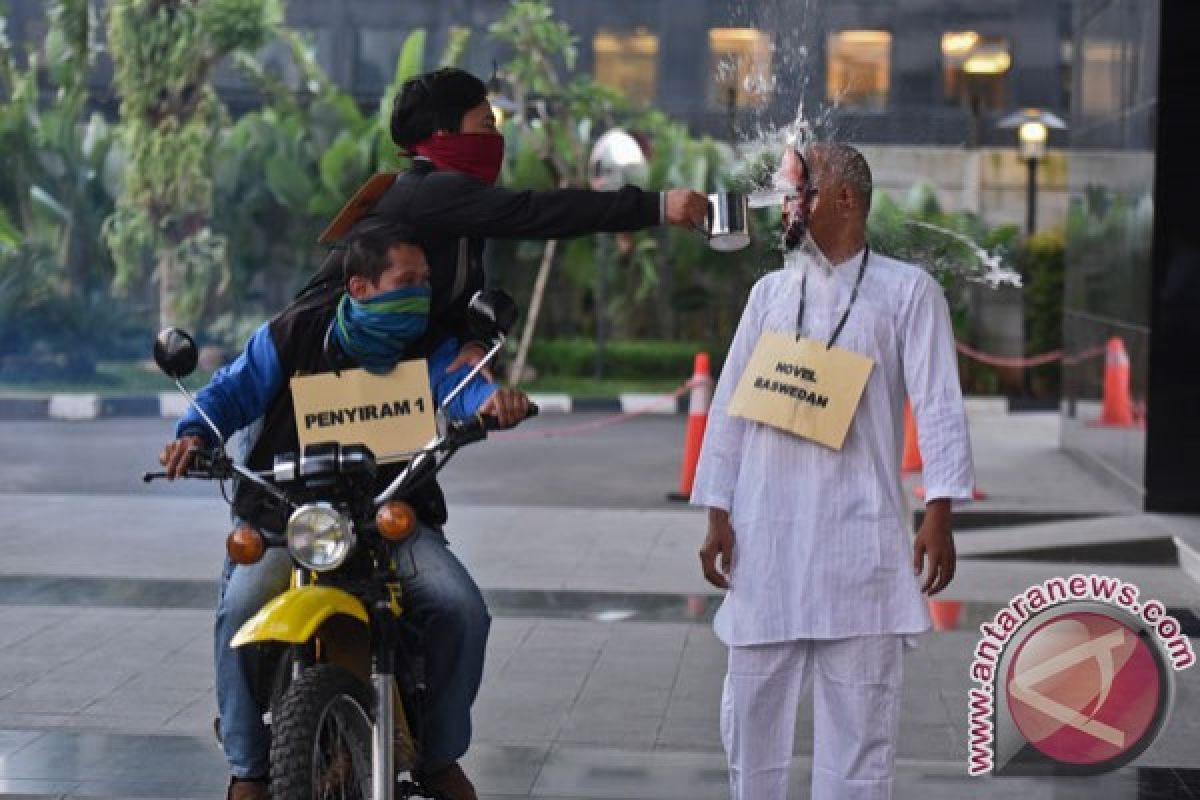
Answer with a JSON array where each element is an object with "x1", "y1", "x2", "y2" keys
[{"x1": 286, "y1": 503, "x2": 354, "y2": 571}]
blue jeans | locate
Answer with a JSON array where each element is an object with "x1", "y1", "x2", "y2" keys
[{"x1": 214, "y1": 525, "x2": 492, "y2": 779}]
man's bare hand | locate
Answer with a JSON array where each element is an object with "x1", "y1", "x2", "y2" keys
[
  {"x1": 699, "y1": 509, "x2": 736, "y2": 589},
  {"x1": 446, "y1": 341, "x2": 493, "y2": 381},
  {"x1": 480, "y1": 388, "x2": 530, "y2": 428},
  {"x1": 159, "y1": 435, "x2": 205, "y2": 481},
  {"x1": 664, "y1": 189, "x2": 709, "y2": 229},
  {"x1": 913, "y1": 499, "x2": 956, "y2": 595}
]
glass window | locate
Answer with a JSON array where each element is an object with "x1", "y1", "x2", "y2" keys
[
  {"x1": 709, "y1": 28, "x2": 774, "y2": 109},
  {"x1": 243, "y1": 28, "x2": 333, "y2": 91},
  {"x1": 593, "y1": 28, "x2": 659, "y2": 104},
  {"x1": 357, "y1": 28, "x2": 408, "y2": 94},
  {"x1": 942, "y1": 31, "x2": 1011, "y2": 111},
  {"x1": 1079, "y1": 39, "x2": 1124, "y2": 116},
  {"x1": 826, "y1": 30, "x2": 891, "y2": 110}
]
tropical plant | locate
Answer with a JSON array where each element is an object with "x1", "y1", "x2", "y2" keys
[
  {"x1": 491, "y1": 0, "x2": 746, "y2": 380},
  {"x1": 103, "y1": 0, "x2": 282, "y2": 330},
  {"x1": 0, "y1": 0, "x2": 145, "y2": 379},
  {"x1": 1021, "y1": 227, "x2": 1065, "y2": 396},
  {"x1": 866, "y1": 182, "x2": 1025, "y2": 393},
  {"x1": 206, "y1": 25, "x2": 470, "y2": 348},
  {"x1": 1064, "y1": 187, "x2": 1153, "y2": 326}
]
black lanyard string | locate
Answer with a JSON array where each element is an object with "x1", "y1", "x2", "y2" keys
[{"x1": 795, "y1": 246, "x2": 870, "y2": 350}]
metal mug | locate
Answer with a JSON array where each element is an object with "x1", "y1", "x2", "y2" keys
[{"x1": 702, "y1": 192, "x2": 751, "y2": 252}]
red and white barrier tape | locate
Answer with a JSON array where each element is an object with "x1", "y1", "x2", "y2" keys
[
  {"x1": 497, "y1": 340, "x2": 1112, "y2": 441},
  {"x1": 954, "y1": 342, "x2": 1108, "y2": 369}
]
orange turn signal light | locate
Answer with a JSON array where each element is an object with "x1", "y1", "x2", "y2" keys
[
  {"x1": 376, "y1": 502, "x2": 417, "y2": 541},
  {"x1": 227, "y1": 525, "x2": 267, "y2": 565}
]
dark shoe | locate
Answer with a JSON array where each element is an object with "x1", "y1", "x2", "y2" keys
[
  {"x1": 226, "y1": 776, "x2": 270, "y2": 800},
  {"x1": 421, "y1": 761, "x2": 478, "y2": 800}
]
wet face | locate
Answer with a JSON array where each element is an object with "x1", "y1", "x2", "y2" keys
[
  {"x1": 779, "y1": 147, "x2": 818, "y2": 250},
  {"x1": 802, "y1": 148, "x2": 838, "y2": 248},
  {"x1": 791, "y1": 145, "x2": 862, "y2": 253},
  {"x1": 454, "y1": 100, "x2": 499, "y2": 135}
]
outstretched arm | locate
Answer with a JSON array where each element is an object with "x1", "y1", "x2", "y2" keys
[{"x1": 406, "y1": 174, "x2": 707, "y2": 239}]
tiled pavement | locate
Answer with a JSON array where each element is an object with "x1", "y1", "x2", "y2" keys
[{"x1": 1, "y1": 411, "x2": 1199, "y2": 798}]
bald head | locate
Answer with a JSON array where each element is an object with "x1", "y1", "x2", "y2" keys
[{"x1": 805, "y1": 142, "x2": 873, "y2": 220}]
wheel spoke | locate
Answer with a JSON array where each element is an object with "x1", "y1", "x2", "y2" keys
[{"x1": 310, "y1": 694, "x2": 371, "y2": 800}]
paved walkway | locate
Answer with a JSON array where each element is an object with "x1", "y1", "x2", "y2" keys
[{"x1": 0, "y1": 412, "x2": 1197, "y2": 798}]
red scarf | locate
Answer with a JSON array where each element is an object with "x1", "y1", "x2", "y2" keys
[{"x1": 411, "y1": 133, "x2": 505, "y2": 185}]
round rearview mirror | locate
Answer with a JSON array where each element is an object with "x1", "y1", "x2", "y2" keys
[
  {"x1": 467, "y1": 290, "x2": 519, "y2": 340},
  {"x1": 154, "y1": 328, "x2": 199, "y2": 380}
]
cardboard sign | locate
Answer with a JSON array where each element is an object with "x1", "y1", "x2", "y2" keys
[
  {"x1": 728, "y1": 332, "x2": 874, "y2": 450},
  {"x1": 290, "y1": 360, "x2": 435, "y2": 461},
  {"x1": 318, "y1": 172, "x2": 398, "y2": 244}
]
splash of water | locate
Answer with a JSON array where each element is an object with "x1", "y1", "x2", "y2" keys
[
  {"x1": 904, "y1": 220, "x2": 1023, "y2": 288},
  {"x1": 718, "y1": 0, "x2": 1021, "y2": 289}
]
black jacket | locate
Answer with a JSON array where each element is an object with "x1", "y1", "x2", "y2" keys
[{"x1": 298, "y1": 158, "x2": 663, "y2": 348}]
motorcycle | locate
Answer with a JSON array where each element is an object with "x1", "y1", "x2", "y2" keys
[{"x1": 144, "y1": 289, "x2": 535, "y2": 800}]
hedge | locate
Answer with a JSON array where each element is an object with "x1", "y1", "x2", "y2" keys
[{"x1": 525, "y1": 338, "x2": 726, "y2": 381}]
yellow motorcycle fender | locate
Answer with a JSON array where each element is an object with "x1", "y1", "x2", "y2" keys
[{"x1": 230, "y1": 586, "x2": 368, "y2": 648}]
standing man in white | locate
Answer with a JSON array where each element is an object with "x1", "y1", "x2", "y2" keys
[{"x1": 692, "y1": 141, "x2": 975, "y2": 800}]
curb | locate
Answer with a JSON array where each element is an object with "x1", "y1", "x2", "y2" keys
[
  {"x1": 0, "y1": 391, "x2": 687, "y2": 420},
  {"x1": 3, "y1": 393, "x2": 1036, "y2": 421}
]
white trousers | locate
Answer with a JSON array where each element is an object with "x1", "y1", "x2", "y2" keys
[{"x1": 720, "y1": 635, "x2": 904, "y2": 800}]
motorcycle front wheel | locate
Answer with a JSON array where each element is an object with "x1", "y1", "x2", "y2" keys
[{"x1": 270, "y1": 664, "x2": 374, "y2": 800}]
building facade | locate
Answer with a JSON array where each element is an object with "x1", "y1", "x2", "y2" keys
[
  {"x1": 6, "y1": 0, "x2": 1071, "y2": 146},
  {"x1": 1062, "y1": 0, "x2": 1200, "y2": 514},
  {"x1": 1061, "y1": 0, "x2": 1157, "y2": 501}
]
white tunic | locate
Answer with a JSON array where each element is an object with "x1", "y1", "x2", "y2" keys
[{"x1": 691, "y1": 247, "x2": 976, "y2": 646}]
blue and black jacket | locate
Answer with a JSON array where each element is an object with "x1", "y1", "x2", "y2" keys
[{"x1": 177, "y1": 289, "x2": 496, "y2": 531}]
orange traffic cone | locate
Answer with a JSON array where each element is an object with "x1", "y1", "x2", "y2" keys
[
  {"x1": 668, "y1": 353, "x2": 713, "y2": 502},
  {"x1": 901, "y1": 401, "x2": 922, "y2": 473},
  {"x1": 908, "y1": 400, "x2": 987, "y2": 500},
  {"x1": 1100, "y1": 336, "x2": 1134, "y2": 427},
  {"x1": 928, "y1": 599, "x2": 964, "y2": 631}
]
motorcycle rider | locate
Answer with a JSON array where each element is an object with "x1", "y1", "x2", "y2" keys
[{"x1": 160, "y1": 230, "x2": 527, "y2": 800}]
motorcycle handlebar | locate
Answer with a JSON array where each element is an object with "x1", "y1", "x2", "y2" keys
[
  {"x1": 480, "y1": 401, "x2": 540, "y2": 432},
  {"x1": 146, "y1": 402, "x2": 539, "y2": 487},
  {"x1": 142, "y1": 448, "x2": 234, "y2": 483}
]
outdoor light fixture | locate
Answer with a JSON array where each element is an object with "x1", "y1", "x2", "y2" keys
[
  {"x1": 941, "y1": 31, "x2": 981, "y2": 57},
  {"x1": 962, "y1": 45, "x2": 1012, "y2": 75},
  {"x1": 1017, "y1": 121, "x2": 1048, "y2": 160},
  {"x1": 944, "y1": 33, "x2": 1012, "y2": 147},
  {"x1": 997, "y1": 108, "x2": 1068, "y2": 236}
]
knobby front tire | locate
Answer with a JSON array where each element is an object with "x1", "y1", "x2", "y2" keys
[{"x1": 269, "y1": 664, "x2": 374, "y2": 800}]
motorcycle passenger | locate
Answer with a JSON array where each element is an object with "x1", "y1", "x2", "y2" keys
[{"x1": 160, "y1": 230, "x2": 526, "y2": 800}]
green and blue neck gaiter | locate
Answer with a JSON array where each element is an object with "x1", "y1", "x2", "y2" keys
[{"x1": 334, "y1": 287, "x2": 432, "y2": 374}]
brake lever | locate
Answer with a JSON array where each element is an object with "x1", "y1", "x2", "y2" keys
[{"x1": 142, "y1": 448, "x2": 235, "y2": 483}]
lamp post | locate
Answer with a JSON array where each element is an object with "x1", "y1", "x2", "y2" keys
[
  {"x1": 997, "y1": 108, "x2": 1067, "y2": 236},
  {"x1": 588, "y1": 129, "x2": 648, "y2": 379},
  {"x1": 996, "y1": 108, "x2": 1067, "y2": 399}
]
